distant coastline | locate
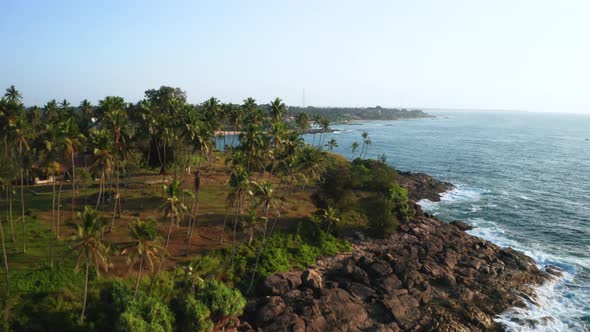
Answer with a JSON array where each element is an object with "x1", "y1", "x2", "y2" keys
[{"x1": 287, "y1": 105, "x2": 432, "y2": 123}]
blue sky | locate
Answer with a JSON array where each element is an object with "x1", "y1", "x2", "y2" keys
[{"x1": 1, "y1": 0, "x2": 589, "y2": 113}]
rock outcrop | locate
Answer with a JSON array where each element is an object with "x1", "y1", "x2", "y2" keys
[
  {"x1": 243, "y1": 216, "x2": 548, "y2": 331},
  {"x1": 396, "y1": 171, "x2": 455, "y2": 202},
  {"x1": 449, "y1": 220, "x2": 474, "y2": 231}
]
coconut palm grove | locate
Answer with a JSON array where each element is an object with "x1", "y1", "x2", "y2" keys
[{"x1": 0, "y1": 85, "x2": 412, "y2": 331}]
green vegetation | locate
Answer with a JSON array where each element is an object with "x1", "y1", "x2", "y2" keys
[
  {"x1": 0, "y1": 85, "x2": 411, "y2": 331},
  {"x1": 190, "y1": 219, "x2": 350, "y2": 293},
  {"x1": 314, "y1": 157, "x2": 415, "y2": 237},
  {"x1": 288, "y1": 105, "x2": 431, "y2": 122}
]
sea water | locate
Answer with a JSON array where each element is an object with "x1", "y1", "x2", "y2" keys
[{"x1": 310, "y1": 111, "x2": 590, "y2": 331}]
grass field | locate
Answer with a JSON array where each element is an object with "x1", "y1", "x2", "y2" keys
[{"x1": 0, "y1": 154, "x2": 318, "y2": 280}]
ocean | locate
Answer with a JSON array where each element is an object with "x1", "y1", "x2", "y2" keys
[{"x1": 312, "y1": 111, "x2": 590, "y2": 331}]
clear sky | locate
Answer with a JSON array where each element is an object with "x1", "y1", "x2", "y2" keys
[{"x1": 1, "y1": 0, "x2": 589, "y2": 113}]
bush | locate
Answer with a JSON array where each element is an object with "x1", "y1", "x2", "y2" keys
[
  {"x1": 389, "y1": 184, "x2": 415, "y2": 222},
  {"x1": 119, "y1": 296, "x2": 175, "y2": 332},
  {"x1": 190, "y1": 220, "x2": 351, "y2": 292},
  {"x1": 364, "y1": 195, "x2": 398, "y2": 237},
  {"x1": 176, "y1": 279, "x2": 245, "y2": 332}
]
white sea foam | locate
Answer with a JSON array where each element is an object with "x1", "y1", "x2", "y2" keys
[
  {"x1": 420, "y1": 186, "x2": 590, "y2": 331},
  {"x1": 417, "y1": 185, "x2": 485, "y2": 211},
  {"x1": 495, "y1": 271, "x2": 589, "y2": 332}
]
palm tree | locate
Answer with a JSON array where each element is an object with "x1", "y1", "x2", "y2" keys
[
  {"x1": 360, "y1": 131, "x2": 369, "y2": 158},
  {"x1": 80, "y1": 99, "x2": 94, "y2": 118},
  {"x1": 72, "y1": 206, "x2": 110, "y2": 324},
  {"x1": 319, "y1": 118, "x2": 330, "y2": 149},
  {"x1": 43, "y1": 99, "x2": 59, "y2": 122},
  {"x1": 295, "y1": 146, "x2": 325, "y2": 191},
  {"x1": 90, "y1": 129, "x2": 114, "y2": 211},
  {"x1": 60, "y1": 99, "x2": 71, "y2": 115},
  {"x1": 46, "y1": 160, "x2": 61, "y2": 268},
  {"x1": 351, "y1": 141, "x2": 359, "y2": 159},
  {"x1": 149, "y1": 180, "x2": 192, "y2": 294},
  {"x1": 99, "y1": 96, "x2": 131, "y2": 230},
  {"x1": 0, "y1": 216, "x2": 9, "y2": 295},
  {"x1": 247, "y1": 180, "x2": 276, "y2": 293},
  {"x1": 4, "y1": 85, "x2": 22, "y2": 104},
  {"x1": 182, "y1": 116, "x2": 212, "y2": 255},
  {"x1": 363, "y1": 138, "x2": 372, "y2": 159},
  {"x1": 269, "y1": 97, "x2": 287, "y2": 124},
  {"x1": 121, "y1": 219, "x2": 163, "y2": 299},
  {"x1": 294, "y1": 112, "x2": 310, "y2": 134},
  {"x1": 225, "y1": 165, "x2": 251, "y2": 245},
  {"x1": 311, "y1": 115, "x2": 322, "y2": 146},
  {"x1": 325, "y1": 138, "x2": 338, "y2": 151},
  {"x1": 62, "y1": 117, "x2": 85, "y2": 222},
  {"x1": 321, "y1": 206, "x2": 340, "y2": 234},
  {"x1": 14, "y1": 114, "x2": 30, "y2": 252}
]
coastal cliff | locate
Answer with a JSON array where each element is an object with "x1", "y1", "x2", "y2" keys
[{"x1": 241, "y1": 175, "x2": 549, "y2": 331}]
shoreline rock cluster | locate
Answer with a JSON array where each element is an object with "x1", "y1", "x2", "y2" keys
[
  {"x1": 396, "y1": 171, "x2": 455, "y2": 202},
  {"x1": 243, "y1": 212, "x2": 548, "y2": 331},
  {"x1": 241, "y1": 174, "x2": 551, "y2": 331}
]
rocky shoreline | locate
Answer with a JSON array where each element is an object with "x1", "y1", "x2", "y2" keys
[{"x1": 241, "y1": 174, "x2": 553, "y2": 331}]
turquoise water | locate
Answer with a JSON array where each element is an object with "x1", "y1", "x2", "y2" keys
[{"x1": 314, "y1": 111, "x2": 590, "y2": 331}]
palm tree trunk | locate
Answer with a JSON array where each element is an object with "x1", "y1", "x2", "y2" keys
[
  {"x1": 149, "y1": 215, "x2": 174, "y2": 295},
  {"x1": 50, "y1": 174, "x2": 56, "y2": 268},
  {"x1": 20, "y1": 142, "x2": 26, "y2": 253},
  {"x1": 247, "y1": 204, "x2": 270, "y2": 293},
  {"x1": 0, "y1": 217, "x2": 9, "y2": 296},
  {"x1": 219, "y1": 205, "x2": 231, "y2": 244},
  {"x1": 232, "y1": 195, "x2": 241, "y2": 245},
  {"x1": 71, "y1": 150, "x2": 76, "y2": 222},
  {"x1": 95, "y1": 172, "x2": 104, "y2": 210},
  {"x1": 360, "y1": 142, "x2": 366, "y2": 159},
  {"x1": 111, "y1": 159, "x2": 120, "y2": 231},
  {"x1": 133, "y1": 254, "x2": 144, "y2": 299},
  {"x1": 184, "y1": 191, "x2": 200, "y2": 256},
  {"x1": 79, "y1": 262, "x2": 89, "y2": 324},
  {"x1": 57, "y1": 170, "x2": 65, "y2": 239},
  {"x1": 6, "y1": 187, "x2": 15, "y2": 243}
]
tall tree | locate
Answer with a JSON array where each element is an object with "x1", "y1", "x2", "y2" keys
[
  {"x1": 269, "y1": 97, "x2": 287, "y2": 124},
  {"x1": 247, "y1": 180, "x2": 276, "y2": 293},
  {"x1": 225, "y1": 165, "x2": 251, "y2": 245},
  {"x1": 62, "y1": 117, "x2": 85, "y2": 221},
  {"x1": 325, "y1": 138, "x2": 338, "y2": 151},
  {"x1": 90, "y1": 129, "x2": 114, "y2": 211},
  {"x1": 72, "y1": 206, "x2": 110, "y2": 324},
  {"x1": 98, "y1": 96, "x2": 131, "y2": 230},
  {"x1": 14, "y1": 113, "x2": 30, "y2": 252},
  {"x1": 0, "y1": 216, "x2": 9, "y2": 295},
  {"x1": 122, "y1": 218, "x2": 163, "y2": 299},
  {"x1": 363, "y1": 138, "x2": 372, "y2": 159},
  {"x1": 150, "y1": 180, "x2": 192, "y2": 294},
  {"x1": 351, "y1": 141, "x2": 359, "y2": 159},
  {"x1": 294, "y1": 112, "x2": 310, "y2": 134},
  {"x1": 4, "y1": 85, "x2": 22, "y2": 104},
  {"x1": 360, "y1": 131, "x2": 369, "y2": 158}
]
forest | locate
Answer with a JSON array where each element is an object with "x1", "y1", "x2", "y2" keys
[{"x1": 0, "y1": 85, "x2": 412, "y2": 331}]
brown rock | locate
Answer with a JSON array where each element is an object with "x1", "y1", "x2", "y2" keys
[
  {"x1": 302, "y1": 269, "x2": 323, "y2": 290},
  {"x1": 256, "y1": 296, "x2": 286, "y2": 324}
]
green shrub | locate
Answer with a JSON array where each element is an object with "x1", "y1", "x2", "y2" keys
[
  {"x1": 119, "y1": 296, "x2": 174, "y2": 332},
  {"x1": 190, "y1": 220, "x2": 350, "y2": 292},
  {"x1": 11, "y1": 266, "x2": 84, "y2": 294},
  {"x1": 175, "y1": 279, "x2": 245, "y2": 332},
  {"x1": 389, "y1": 184, "x2": 415, "y2": 222},
  {"x1": 365, "y1": 195, "x2": 398, "y2": 237}
]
